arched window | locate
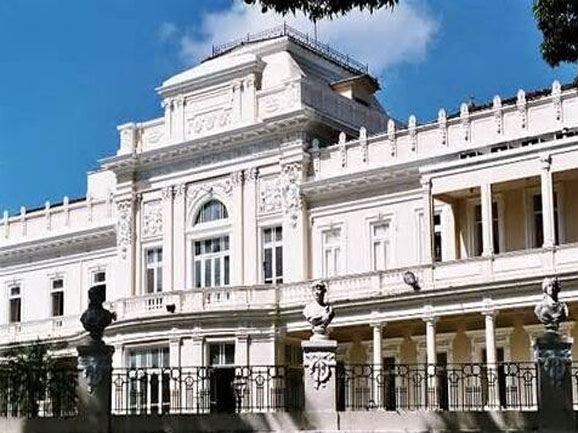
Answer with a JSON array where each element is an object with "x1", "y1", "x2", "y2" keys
[{"x1": 195, "y1": 200, "x2": 228, "y2": 225}]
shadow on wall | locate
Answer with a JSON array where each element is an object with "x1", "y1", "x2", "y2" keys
[{"x1": 3, "y1": 410, "x2": 543, "y2": 433}]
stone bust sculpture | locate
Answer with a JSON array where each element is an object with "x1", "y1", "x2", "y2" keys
[
  {"x1": 80, "y1": 284, "x2": 115, "y2": 344},
  {"x1": 535, "y1": 277, "x2": 568, "y2": 332},
  {"x1": 303, "y1": 281, "x2": 335, "y2": 340}
]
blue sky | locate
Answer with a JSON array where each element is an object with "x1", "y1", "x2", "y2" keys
[{"x1": 0, "y1": 0, "x2": 575, "y2": 213}]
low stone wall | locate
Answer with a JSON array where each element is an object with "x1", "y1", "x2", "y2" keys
[
  {"x1": 0, "y1": 410, "x2": 543, "y2": 433},
  {"x1": 112, "y1": 411, "x2": 538, "y2": 433}
]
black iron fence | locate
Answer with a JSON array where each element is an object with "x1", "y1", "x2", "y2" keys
[
  {"x1": 0, "y1": 368, "x2": 77, "y2": 417},
  {"x1": 111, "y1": 365, "x2": 304, "y2": 415},
  {"x1": 337, "y1": 363, "x2": 537, "y2": 412}
]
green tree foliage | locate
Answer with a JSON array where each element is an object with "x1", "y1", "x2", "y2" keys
[
  {"x1": 0, "y1": 342, "x2": 76, "y2": 417},
  {"x1": 533, "y1": 0, "x2": 578, "y2": 81},
  {"x1": 243, "y1": 0, "x2": 398, "y2": 21}
]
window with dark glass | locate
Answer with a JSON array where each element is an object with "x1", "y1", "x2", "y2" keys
[
  {"x1": 51, "y1": 278, "x2": 64, "y2": 317},
  {"x1": 474, "y1": 202, "x2": 500, "y2": 256},
  {"x1": 9, "y1": 286, "x2": 21, "y2": 323},
  {"x1": 209, "y1": 343, "x2": 235, "y2": 366},
  {"x1": 263, "y1": 226, "x2": 283, "y2": 284},
  {"x1": 195, "y1": 200, "x2": 228, "y2": 225},
  {"x1": 433, "y1": 213, "x2": 442, "y2": 262},
  {"x1": 532, "y1": 193, "x2": 559, "y2": 248},
  {"x1": 194, "y1": 236, "x2": 230, "y2": 288},
  {"x1": 146, "y1": 248, "x2": 163, "y2": 293}
]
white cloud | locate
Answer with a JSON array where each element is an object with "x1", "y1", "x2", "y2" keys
[
  {"x1": 158, "y1": 22, "x2": 178, "y2": 43},
  {"x1": 170, "y1": 1, "x2": 438, "y2": 75}
]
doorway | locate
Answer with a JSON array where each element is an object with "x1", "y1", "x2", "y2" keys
[{"x1": 208, "y1": 343, "x2": 236, "y2": 413}]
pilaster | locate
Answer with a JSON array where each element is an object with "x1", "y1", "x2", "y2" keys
[
  {"x1": 173, "y1": 184, "x2": 186, "y2": 290},
  {"x1": 421, "y1": 178, "x2": 433, "y2": 264},
  {"x1": 480, "y1": 183, "x2": 494, "y2": 257},
  {"x1": 230, "y1": 171, "x2": 244, "y2": 285},
  {"x1": 540, "y1": 154, "x2": 555, "y2": 248},
  {"x1": 162, "y1": 186, "x2": 174, "y2": 291},
  {"x1": 243, "y1": 168, "x2": 259, "y2": 285}
]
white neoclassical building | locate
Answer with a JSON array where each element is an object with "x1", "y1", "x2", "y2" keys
[{"x1": 1, "y1": 26, "x2": 578, "y2": 400}]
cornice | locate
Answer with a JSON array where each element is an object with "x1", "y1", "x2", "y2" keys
[
  {"x1": 0, "y1": 224, "x2": 116, "y2": 265},
  {"x1": 101, "y1": 110, "x2": 313, "y2": 176}
]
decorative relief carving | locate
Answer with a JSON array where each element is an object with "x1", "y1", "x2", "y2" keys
[
  {"x1": 245, "y1": 167, "x2": 259, "y2": 182},
  {"x1": 142, "y1": 125, "x2": 164, "y2": 150},
  {"x1": 438, "y1": 109, "x2": 447, "y2": 146},
  {"x1": 142, "y1": 200, "x2": 163, "y2": 238},
  {"x1": 187, "y1": 109, "x2": 232, "y2": 137},
  {"x1": 387, "y1": 119, "x2": 396, "y2": 157},
  {"x1": 230, "y1": 171, "x2": 244, "y2": 188},
  {"x1": 460, "y1": 103, "x2": 470, "y2": 142},
  {"x1": 260, "y1": 81, "x2": 300, "y2": 116},
  {"x1": 338, "y1": 132, "x2": 347, "y2": 168},
  {"x1": 259, "y1": 163, "x2": 304, "y2": 226},
  {"x1": 174, "y1": 184, "x2": 186, "y2": 199},
  {"x1": 116, "y1": 199, "x2": 133, "y2": 259},
  {"x1": 304, "y1": 351, "x2": 335, "y2": 390},
  {"x1": 408, "y1": 115, "x2": 417, "y2": 152},
  {"x1": 552, "y1": 80, "x2": 562, "y2": 122},
  {"x1": 161, "y1": 186, "x2": 173, "y2": 202},
  {"x1": 493, "y1": 96, "x2": 503, "y2": 134},
  {"x1": 517, "y1": 89, "x2": 527, "y2": 129},
  {"x1": 186, "y1": 178, "x2": 234, "y2": 218},
  {"x1": 537, "y1": 348, "x2": 571, "y2": 387},
  {"x1": 310, "y1": 139, "x2": 321, "y2": 177},
  {"x1": 359, "y1": 127, "x2": 368, "y2": 163}
]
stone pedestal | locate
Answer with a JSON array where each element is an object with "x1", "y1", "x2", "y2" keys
[
  {"x1": 302, "y1": 339, "x2": 338, "y2": 413},
  {"x1": 534, "y1": 331, "x2": 575, "y2": 432},
  {"x1": 77, "y1": 344, "x2": 115, "y2": 433}
]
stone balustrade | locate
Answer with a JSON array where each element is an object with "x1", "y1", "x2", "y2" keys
[
  {"x1": 0, "y1": 196, "x2": 115, "y2": 245},
  {"x1": 0, "y1": 243, "x2": 576, "y2": 345},
  {"x1": 311, "y1": 82, "x2": 577, "y2": 181}
]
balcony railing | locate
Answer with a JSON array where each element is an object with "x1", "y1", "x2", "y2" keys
[
  {"x1": 111, "y1": 365, "x2": 304, "y2": 415},
  {"x1": 337, "y1": 363, "x2": 538, "y2": 412}
]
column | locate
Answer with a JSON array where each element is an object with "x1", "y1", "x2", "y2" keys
[
  {"x1": 162, "y1": 187, "x2": 174, "y2": 291},
  {"x1": 540, "y1": 154, "x2": 556, "y2": 248},
  {"x1": 169, "y1": 335, "x2": 181, "y2": 413},
  {"x1": 421, "y1": 178, "x2": 434, "y2": 264},
  {"x1": 230, "y1": 171, "x2": 244, "y2": 285},
  {"x1": 173, "y1": 184, "x2": 186, "y2": 290},
  {"x1": 235, "y1": 331, "x2": 249, "y2": 366},
  {"x1": 483, "y1": 306, "x2": 499, "y2": 408},
  {"x1": 134, "y1": 195, "x2": 143, "y2": 294},
  {"x1": 423, "y1": 311, "x2": 438, "y2": 409},
  {"x1": 243, "y1": 168, "x2": 259, "y2": 285},
  {"x1": 372, "y1": 322, "x2": 384, "y2": 409},
  {"x1": 282, "y1": 163, "x2": 308, "y2": 282},
  {"x1": 480, "y1": 183, "x2": 494, "y2": 257},
  {"x1": 169, "y1": 334, "x2": 181, "y2": 367},
  {"x1": 116, "y1": 197, "x2": 136, "y2": 298}
]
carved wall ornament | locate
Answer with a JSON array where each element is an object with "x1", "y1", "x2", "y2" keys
[
  {"x1": 387, "y1": 119, "x2": 397, "y2": 157},
  {"x1": 259, "y1": 179, "x2": 283, "y2": 215},
  {"x1": 493, "y1": 95, "x2": 503, "y2": 134},
  {"x1": 142, "y1": 125, "x2": 164, "y2": 150},
  {"x1": 310, "y1": 139, "x2": 321, "y2": 177},
  {"x1": 517, "y1": 89, "x2": 527, "y2": 129},
  {"x1": 229, "y1": 170, "x2": 244, "y2": 187},
  {"x1": 536, "y1": 347, "x2": 571, "y2": 388},
  {"x1": 304, "y1": 351, "x2": 335, "y2": 390},
  {"x1": 552, "y1": 80, "x2": 562, "y2": 122},
  {"x1": 359, "y1": 127, "x2": 368, "y2": 163},
  {"x1": 460, "y1": 103, "x2": 470, "y2": 142},
  {"x1": 408, "y1": 115, "x2": 417, "y2": 152},
  {"x1": 142, "y1": 200, "x2": 163, "y2": 238},
  {"x1": 174, "y1": 184, "x2": 186, "y2": 198},
  {"x1": 245, "y1": 167, "x2": 259, "y2": 182},
  {"x1": 438, "y1": 109, "x2": 447, "y2": 146},
  {"x1": 338, "y1": 132, "x2": 347, "y2": 168},
  {"x1": 161, "y1": 186, "x2": 173, "y2": 202},
  {"x1": 115, "y1": 199, "x2": 133, "y2": 259}
]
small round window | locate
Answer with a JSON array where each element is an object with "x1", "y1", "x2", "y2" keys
[{"x1": 195, "y1": 200, "x2": 228, "y2": 225}]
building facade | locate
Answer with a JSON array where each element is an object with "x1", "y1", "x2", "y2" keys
[{"x1": 1, "y1": 26, "x2": 578, "y2": 400}]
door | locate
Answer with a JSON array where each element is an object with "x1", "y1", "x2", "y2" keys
[
  {"x1": 383, "y1": 357, "x2": 397, "y2": 411},
  {"x1": 436, "y1": 353, "x2": 449, "y2": 410},
  {"x1": 208, "y1": 343, "x2": 236, "y2": 413}
]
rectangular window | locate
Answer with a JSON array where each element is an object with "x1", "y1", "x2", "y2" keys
[
  {"x1": 9, "y1": 286, "x2": 21, "y2": 323},
  {"x1": 209, "y1": 343, "x2": 235, "y2": 366},
  {"x1": 193, "y1": 236, "x2": 230, "y2": 288},
  {"x1": 532, "y1": 193, "x2": 559, "y2": 248},
  {"x1": 127, "y1": 346, "x2": 170, "y2": 415},
  {"x1": 371, "y1": 222, "x2": 390, "y2": 271},
  {"x1": 146, "y1": 248, "x2": 163, "y2": 293},
  {"x1": 323, "y1": 228, "x2": 342, "y2": 278},
  {"x1": 474, "y1": 202, "x2": 500, "y2": 256},
  {"x1": 263, "y1": 226, "x2": 283, "y2": 284},
  {"x1": 51, "y1": 278, "x2": 64, "y2": 317},
  {"x1": 92, "y1": 270, "x2": 107, "y2": 301},
  {"x1": 433, "y1": 213, "x2": 442, "y2": 262}
]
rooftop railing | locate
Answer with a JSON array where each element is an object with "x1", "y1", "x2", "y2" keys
[{"x1": 210, "y1": 24, "x2": 369, "y2": 76}]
